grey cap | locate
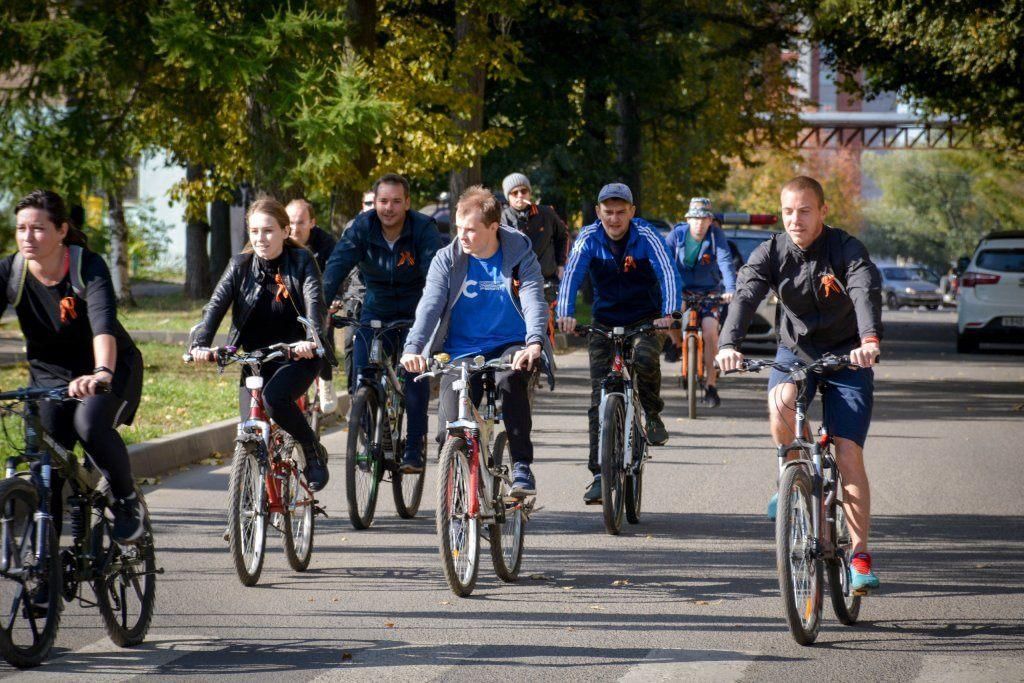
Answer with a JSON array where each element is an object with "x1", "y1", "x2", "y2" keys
[
  {"x1": 501, "y1": 172, "x2": 531, "y2": 197},
  {"x1": 684, "y1": 197, "x2": 714, "y2": 219},
  {"x1": 597, "y1": 182, "x2": 633, "y2": 205}
]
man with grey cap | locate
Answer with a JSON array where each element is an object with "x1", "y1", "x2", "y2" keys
[
  {"x1": 500, "y1": 173, "x2": 569, "y2": 293},
  {"x1": 556, "y1": 182, "x2": 682, "y2": 505},
  {"x1": 664, "y1": 197, "x2": 737, "y2": 407}
]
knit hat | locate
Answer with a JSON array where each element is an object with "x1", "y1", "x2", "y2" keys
[
  {"x1": 502, "y1": 172, "x2": 531, "y2": 197},
  {"x1": 685, "y1": 197, "x2": 713, "y2": 219}
]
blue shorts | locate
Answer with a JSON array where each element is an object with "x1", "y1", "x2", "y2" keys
[
  {"x1": 766, "y1": 346, "x2": 874, "y2": 447},
  {"x1": 683, "y1": 292, "x2": 722, "y2": 321}
]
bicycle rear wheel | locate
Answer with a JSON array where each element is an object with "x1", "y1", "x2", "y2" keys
[
  {"x1": 281, "y1": 445, "x2": 315, "y2": 572},
  {"x1": 686, "y1": 334, "x2": 698, "y2": 419},
  {"x1": 436, "y1": 437, "x2": 480, "y2": 597},
  {"x1": 776, "y1": 464, "x2": 823, "y2": 645},
  {"x1": 625, "y1": 419, "x2": 645, "y2": 524},
  {"x1": 346, "y1": 386, "x2": 382, "y2": 529},
  {"x1": 599, "y1": 395, "x2": 626, "y2": 535},
  {"x1": 392, "y1": 404, "x2": 426, "y2": 519},
  {"x1": 0, "y1": 478, "x2": 61, "y2": 668},
  {"x1": 487, "y1": 432, "x2": 524, "y2": 582},
  {"x1": 828, "y1": 500, "x2": 862, "y2": 625},
  {"x1": 228, "y1": 442, "x2": 267, "y2": 587},
  {"x1": 93, "y1": 483, "x2": 157, "y2": 647}
]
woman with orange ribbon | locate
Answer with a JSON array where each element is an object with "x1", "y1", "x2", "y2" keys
[
  {"x1": 0, "y1": 189, "x2": 146, "y2": 545},
  {"x1": 192, "y1": 197, "x2": 334, "y2": 491}
]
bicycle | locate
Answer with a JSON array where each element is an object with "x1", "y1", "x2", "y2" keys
[
  {"x1": 0, "y1": 384, "x2": 159, "y2": 668},
  {"x1": 679, "y1": 292, "x2": 723, "y2": 419},
  {"x1": 526, "y1": 280, "x2": 559, "y2": 409},
  {"x1": 331, "y1": 315, "x2": 425, "y2": 530},
  {"x1": 724, "y1": 353, "x2": 865, "y2": 645},
  {"x1": 575, "y1": 320, "x2": 678, "y2": 535},
  {"x1": 185, "y1": 316, "x2": 326, "y2": 586},
  {"x1": 415, "y1": 354, "x2": 536, "y2": 597}
]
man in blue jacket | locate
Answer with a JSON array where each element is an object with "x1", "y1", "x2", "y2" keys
[
  {"x1": 556, "y1": 183, "x2": 681, "y2": 505},
  {"x1": 664, "y1": 197, "x2": 737, "y2": 407},
  {"x1": 322, "y1": 173, "x2": 443, "y2": 473}
]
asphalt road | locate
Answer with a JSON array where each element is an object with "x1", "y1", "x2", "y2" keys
[{"x1": 3, "y1": 309, "x2": 1022, "y2": 681}]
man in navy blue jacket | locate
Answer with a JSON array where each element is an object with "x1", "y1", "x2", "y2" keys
[
  {"x1": 664, "y1": 197, "x2": 737, "y2": 407},
  {"x1": 322, "y1": 173, "x2": 443, "y2": 473},
  {"x1": 556, "y1": 183, "x2": 681, "y2": 505}
]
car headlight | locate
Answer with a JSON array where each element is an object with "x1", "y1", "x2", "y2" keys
[{"x1": 904, "y1": 286, "x2": 916, "y2": 294}]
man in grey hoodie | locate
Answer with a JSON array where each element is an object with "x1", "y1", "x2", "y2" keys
[{"x1": 401, "y1": 186, "x2": 554, "y2": 496}]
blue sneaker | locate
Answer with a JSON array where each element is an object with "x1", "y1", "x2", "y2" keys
[
  {"x1": 400, "y1": 448, "x2": 424, "y2": 474},
  {"x1": 849, "y1": 552, "x2": 880, "y2": 594},
  {"x1": 510, "y1": 463, "x2": 536, "y2": 498},
  {"x1": 766, "y1": 492, "x2": 778, "y2": 520}
]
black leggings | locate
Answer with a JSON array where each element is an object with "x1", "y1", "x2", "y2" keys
[{"x1": 239, "y1": 358, "x2": 320, "y2": 450}]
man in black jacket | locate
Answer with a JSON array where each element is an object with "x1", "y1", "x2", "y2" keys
[
  {"x1": 716, "y1": 176, "x2": 882, "y2": 594},
  {"x1": 500, "y1": 173, "x2": 569, "y2": 301}
]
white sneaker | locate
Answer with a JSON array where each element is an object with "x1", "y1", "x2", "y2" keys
[{"x1": 319, "y1": 378, "x2": 337, "y2": 414}]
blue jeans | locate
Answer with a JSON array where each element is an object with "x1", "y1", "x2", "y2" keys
[{"x1": 352, "y1": 324, "x2": 429, "y2": 451}]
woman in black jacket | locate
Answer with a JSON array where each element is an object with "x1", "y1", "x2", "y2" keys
[
  {"x1": 193, "y1": 197, "x2": 334, "y2": 491},
  {"x1": 0, "y1": 190, "x2": 145, "y2": 545}
]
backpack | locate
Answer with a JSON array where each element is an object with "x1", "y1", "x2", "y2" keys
[{"x1": 6, "y1": 245, "x2": 87, "y2": 306}]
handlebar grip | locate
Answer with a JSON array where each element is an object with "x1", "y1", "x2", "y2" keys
[{"x1": 94, "y1": 381, "x2": 111, "y2": 394}]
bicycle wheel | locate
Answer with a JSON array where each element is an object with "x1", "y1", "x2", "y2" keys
[
  {"x1": 392, "y1": 403, "x2": 426, "y2": 519},
  {"x1": 281, "y1": 444, "x2": 315, "y2": 572},
  {"x1": 0, "y1": 478, "x2": 61, "y2": 668},
  {"x1": 624, "y1": 420, "x2": 645, "y2": 524},
  {"x1": 228, "y1": 442, "x2": 267, "y2": 587},
  {"x1": 686, "y1": 334, "x2": 698, "y2": 419},
  {"x1": 488, "y1": 431, "x2": 524, "y2": 582},
  {"x1": 436, "y1": 437, "x2": 480, "y2": 597},
  {"x1": 599, "y1": 395, "x2": 626, "y2": 535},
  {"x1": 828, "y1": 500, "x2": 862, "y2": 625},
  {"x1": 346, "y1": 386, "x2": 382, "y2": 529},
  {"x1": 93, "y1": 484, "x2": 157, "y2": 647},
  {"x1": 776, "y1": 464, "x2": 823, "y2": 645}
]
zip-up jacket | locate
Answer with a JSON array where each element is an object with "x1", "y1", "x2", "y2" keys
[
  {"x1": 719, "y1": 225, "x2": 883, "y2": 360},
  {"x1": 321, "y1": 209, "x2": 442, "y2": 320},
  {"x1": 664, "y1": 222, "x2": 737, "y2": 293},
  {"x1": 305, "y1": 226, "x2": 336, "y2": 274},
  {"x1": 403, "y1": 226, "x2": 555, "y2": 388},
  {"x1": 557, "y1": 219, "x2": 681, "y2": 326},
  {"x1": 501, "y1": 202, "x2": 569, "y2": 280}
]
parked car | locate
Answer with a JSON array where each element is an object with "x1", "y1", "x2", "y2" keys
[
  {"x1": 877, "y1": 263, "x2": 944, "y2": 310},
  {"x1": 720, "y1": 227, "x2": 779, "y2": 344},
  {"x1": 956, "y1": 231, "x2": 1024, "y2": 353}
]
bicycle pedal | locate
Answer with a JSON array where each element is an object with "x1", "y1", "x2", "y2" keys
[{"x1": 314, "y1": 505, "x2": 329, "y2": 518}]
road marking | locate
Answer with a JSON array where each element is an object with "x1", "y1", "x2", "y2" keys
[
  {"x1": 5, "y1": 633, "x2": 217, "y2": 681},
  {"x1": 309, "y1": 644, "x2": 482, "y2": 682},
  {"x1": 618, "y1": 648, "x2": 758, "y2": 682},
  {"x1": 914, "y1": 655, "x2": 1024, "y2": 682}
]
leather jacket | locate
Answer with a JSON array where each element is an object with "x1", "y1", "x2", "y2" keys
[{"x1": 197, "y1": 246, "x2": 336, "y2": 365}]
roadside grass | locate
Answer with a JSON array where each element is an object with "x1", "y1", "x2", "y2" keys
[{"x1": 120, "y1": 292, "x2": 206, "y2": 333}]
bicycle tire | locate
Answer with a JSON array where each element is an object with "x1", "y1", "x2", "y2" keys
[
  {"x1": 281, "y1": 444, "x2": 315, "y2": 572},
  {"x1": 828, "y1": 501, "x2": 862, "y2": 625},
  {"x1": 625, "y1": 420, "x2": 645, "y2": 524},
  {"x1": 686, "y1": 334, "x2": 698, "y2": 419},
  {"x1": 488, "y1": 431, "x2": 524, "y2": 582},
  {"x1": 776, "y1": 464, "x2": 823, "y2": 645},
  {"x1": 392, "y1": 400, "x2": 426, "y2": 519},
  {"x1": 93, "y1": 483, "x2": 157, "y2": 647},
  {"x1": 599, "y1": 395, "x2": 626, "y2": 535},
  {"x1": 0, "y1": 477, "x2": 61, "y2": 668},
  {"x1": 346, "y1": 386, "x2": 381, "y2": 530},
  {"x1": 228, "y1": 441, "x2": 267, "y2": 587},
  {"x1": 436, "y1": 436, "x2": 480, "y2": 597}
]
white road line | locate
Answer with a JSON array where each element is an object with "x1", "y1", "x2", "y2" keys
[
  {"x1": 618, "y1": 648, "x2": 759, "y2": 682},
  {"x1": 5, "y1": 633, "x2": 217, "y2": 682},
  {"x1": 309, "y1": 644, "x2": 482, "y2": 682},
  {"x1": 914, "y1": 655, "x2": 1024, "y2": 682}
]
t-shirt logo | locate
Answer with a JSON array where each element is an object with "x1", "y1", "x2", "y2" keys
[
  {"x1": 397, "y1": 251, "x2": 415, "y2": 267},
  {"x1": 623, "y1": 255, "x2": 637, "y2": 273},
  {"x1": 461, "y1": 279, "x2": 479, "y2": 299}
]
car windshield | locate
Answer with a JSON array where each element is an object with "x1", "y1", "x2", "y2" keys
[
  {"x1": 976, "y1": 248, "x2": 1024, "y2": 273},
  {"x1": 883, "y1": 267, "x2": 926, "y2": 281}
]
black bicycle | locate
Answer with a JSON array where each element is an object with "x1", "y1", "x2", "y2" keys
[
  {"x1": 0, "y1": 384, "x2": 159, "y2": 668},
  {"x1": 332, "y1": 315, "x2": 425, "y2": 529},
  {"x1": 725, "y1": 353, "x2": 864, "y2": 645}
]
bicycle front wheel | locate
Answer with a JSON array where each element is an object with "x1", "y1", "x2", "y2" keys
[
  {"x1": 625, "y1": 420, "x2": 645, "y2": 524},
  {"x1": 392, "y1": 406, "x2": 426, "y2": 519},
  {"x1": 436, "y1": 437, "x2": 480, "y2": 597},
  {"x1": 281, "y1": 446, "x2": 315, "y2": 572},
  {"x1": 599, "y1": 395, "x2": 626, "y2": 535},
  {"x1": 686, "y1": 334, "x2": 698, "y2": 419},
  {"x1": 346, "y1": 386, "x2": 382, "y2": 529},
  {"x1": 828, "y1": 500, "x2": 862, "y2": 625},
  {"x1": 488, "y1": 431, "x2": 524, "y2": 582},
  {"x1": 228, "y1": 442, "x2": 267, "y2": 587},
  {"x1": 776, "y1": 464, "x2": 823, "y2": 645},
  {"x1": 0, "y1": 477, "x2": 61, "y2": 668}
]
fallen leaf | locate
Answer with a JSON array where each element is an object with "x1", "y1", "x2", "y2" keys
[
  {"x1": 566, "y1": 626, "x2": 576, "y2": 632},
  {"x1": 136, "y1": 477, "x2": 160, "y2": 486},
  {"x1": 1012, "y1": 403, "x2": 1024, "y2": 412},
  {"x1": 331, "y1": 597, "x2": 339, "y2": 603},
  {"x1": 530, "y1": 573, "x2": 553, "y2": 581},
  {"x1": 691, "y1": 599, "x2": 722, "y2": 606},
  {"x1": 198, "y1": 457, "x2": 222, "y2": 466},
  {"x1": 384, "y1": 622, "x2": 396, "y2": 628},
  {"x1": 611, "y1": 579, "x2": 631, "y2": 587},
  {"x1": 308, "y1": 597, "x2": 315, "y2": 602},
  {"x1": 974, "y1": 563, "x2": 992, "y2": 569},
  {"x1": 341, "y1": 652, "x2": 353, "y2": 663},
  {"x1": 562, "y1": 586, "x2": 574, "y2": 591},
  {"x1": 588, "y1": 605, "x2": 604, "y2": 610},
  {"x1": 440, "y1": 600, "x2": 451, "y2": 605}
]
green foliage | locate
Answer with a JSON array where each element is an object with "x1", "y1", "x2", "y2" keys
[{"x1": 84, "y1": 200, "x2": 171, "y2": 274}]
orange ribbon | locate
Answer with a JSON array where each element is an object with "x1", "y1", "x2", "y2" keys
[
  {"x1": 821, "y1": 273, "x2": 839, "y2": 298},
  {"x1": 623, "y1": 255, "x2": 637, "y2": 273},
  {"x1": 274, "y1": 273, "x2": 289, "y2": 302},
  {"x1": 59, "y1": 296, "x2": 77, "y2": 324},
  {"x1": 397, "y1": 251, "x2": 415, "y2": 267}
]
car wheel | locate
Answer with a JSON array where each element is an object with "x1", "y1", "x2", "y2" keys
[
  {"x1": 927, "y1": 304, "x2": 939, "y2": 310},
  {"x1": 886, "y1": 293, "x2": 900, "y2": 310},
  {"x1": 956, "y1": 332, "x2": 979, "y2": 354}
]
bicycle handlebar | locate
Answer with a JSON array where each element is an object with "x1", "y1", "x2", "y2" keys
[
  {"x1": 413, "y1": 355, "x2": 515, "y2": 382},
  {"x1": 0, "y1": 382, "x2": 110, "y2": 403},
  {"x1": 572, "y1": 319, "x2": 681, "y2": 339},
  {"x1": 330, "y1": 315, "x2": 415, "y2": 334},
  {"x1": 184, "y1": 341, "x2": 322, "y2": 368},
  {"x1": 720, "y1": 353, "x2": 861, "y2": 376}
]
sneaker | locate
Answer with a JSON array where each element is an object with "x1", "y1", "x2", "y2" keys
[
  {"x1": 318, "y1": 378, "x2": 337, "y2": 414},
  {"x1": 583, "y1": 475, "x2": 602, "y2": 505},
  {"x1": 702, "y1": 385, "x2": 721, "y2": 408},
  {"x1": 646, "y1": 414, "x2": 669, "y2": 446},
  {"x1": 25, "y1": 581, "x2": 50, "y2": 619},
  {"x1": 304, "y1": 442, "x2": 330, "y2": 492},
  {"x1": 849, "y1": 552, "x2": 881, "y2": 593},
  {"x1": 509, "y1": 463, "x2": 536, "y2": 497},
  {"x1": 767, "y1": 492, "x2": 778, "y2": 521},
  {"x1": 110, "y1": 492, "x2": 145, "y2": 545},
  {"x1": 400, "y1": 448, "x2": 425, "y2": 475},
  {"x1": 663, "y1": 343, "x2": 681, "y2": 363}
]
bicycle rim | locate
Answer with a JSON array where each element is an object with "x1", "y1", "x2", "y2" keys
[
  {"x1": 94, "y1": 510, "x2": 157, "y2": 647},
  {"x1": 436, "y1": 438, "x2": 479, "y2": 596},
  {"x1": 828, "y1": 503, "x2": 862, "y2": 624},
  {"x1": 229, "y1": 445, "x2": 267, "y2": 586},
  {"x1": 599, "y1": 396, "x2": 626, "y2": 535},
  {"x1": 776, "y1": 466, "x2": 822, "y2": 645},
  {"x1": 346, "y1": 388, "x2": 381, "y2": 529},
  {"x1": 284, "y1": 453, "x2": 315, "y2": 571},
  {"x1": 392, "y1": 407, "x2": 425, "y2": 519},
  {"x1": 686, "y1": 334, "x2": 698, "y2": 419},
  {"x1": 488, "y1": 432, "x2": 524, "y2": 582}
]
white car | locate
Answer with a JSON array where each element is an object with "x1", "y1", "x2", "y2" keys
[{"x1": 956, "y1": 231, "x2": 1024, "y2": 353}]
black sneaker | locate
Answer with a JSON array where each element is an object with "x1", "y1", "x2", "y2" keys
[
  {"x1": 400, "y1": 448, "x2": 425, "y2": 475},
  {"x1": 663, "y1": 343, "x2": 681, "y2": 363},
  {"x1": 583, "y1": 475, "x2": 602, "y2": 505},
  {"x1": 24, "y1": 581, "x2": 50, "y2": 619},
  {"x1": 304, "y1": 442, "x2": 330, "y2": 492},
  {"x1": 646, "y1": 414, "x2": 669, "y2": 446},
  {"x1": 509, "y1": 463, "x2": 536, "y2": 497},
  {"x1": 702, "y1": 385, "x2": 721, "y2": 408},
  {"x1": 110, "y1": 492, "x2": 145, "y2": 545}
]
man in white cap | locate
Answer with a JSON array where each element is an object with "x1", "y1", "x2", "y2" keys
[{"x1": 500, "y1": 173, "x2": 570, "y2": 299}]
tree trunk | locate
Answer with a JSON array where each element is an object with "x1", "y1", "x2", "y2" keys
[
  {"x1": 448, "y1": 5, "x2": 486, "y2": 203},
  {"x1": 209, "y1": 198, "x2": 231, "y2": 281},
  {"x1": 347, "y1": 0, "x2": 378, "y2": 213},
  {"x1": 184, "y1": 163, "x2": 212, "y2": 299},
  {"x1": 616, "y1": 88, "x2": 643, "y2": 213},
  {"x1": 105, "y1": 190, "x2": 135, "y2": 308}
]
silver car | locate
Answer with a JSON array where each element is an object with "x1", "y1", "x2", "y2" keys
[
  {"x1": 721, "y1": 228, "x2": 779, "y2": 344},
  {"x1": 878, "y1": 264, "x2": 943, "y2": 310}
]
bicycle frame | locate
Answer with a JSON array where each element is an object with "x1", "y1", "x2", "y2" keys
[
  {"x1": 595, "y1": 330, "x2": 644, "y2": 473},
  {"x1": 445, "y1": 362, "x2": 502, "y2": 521}
]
